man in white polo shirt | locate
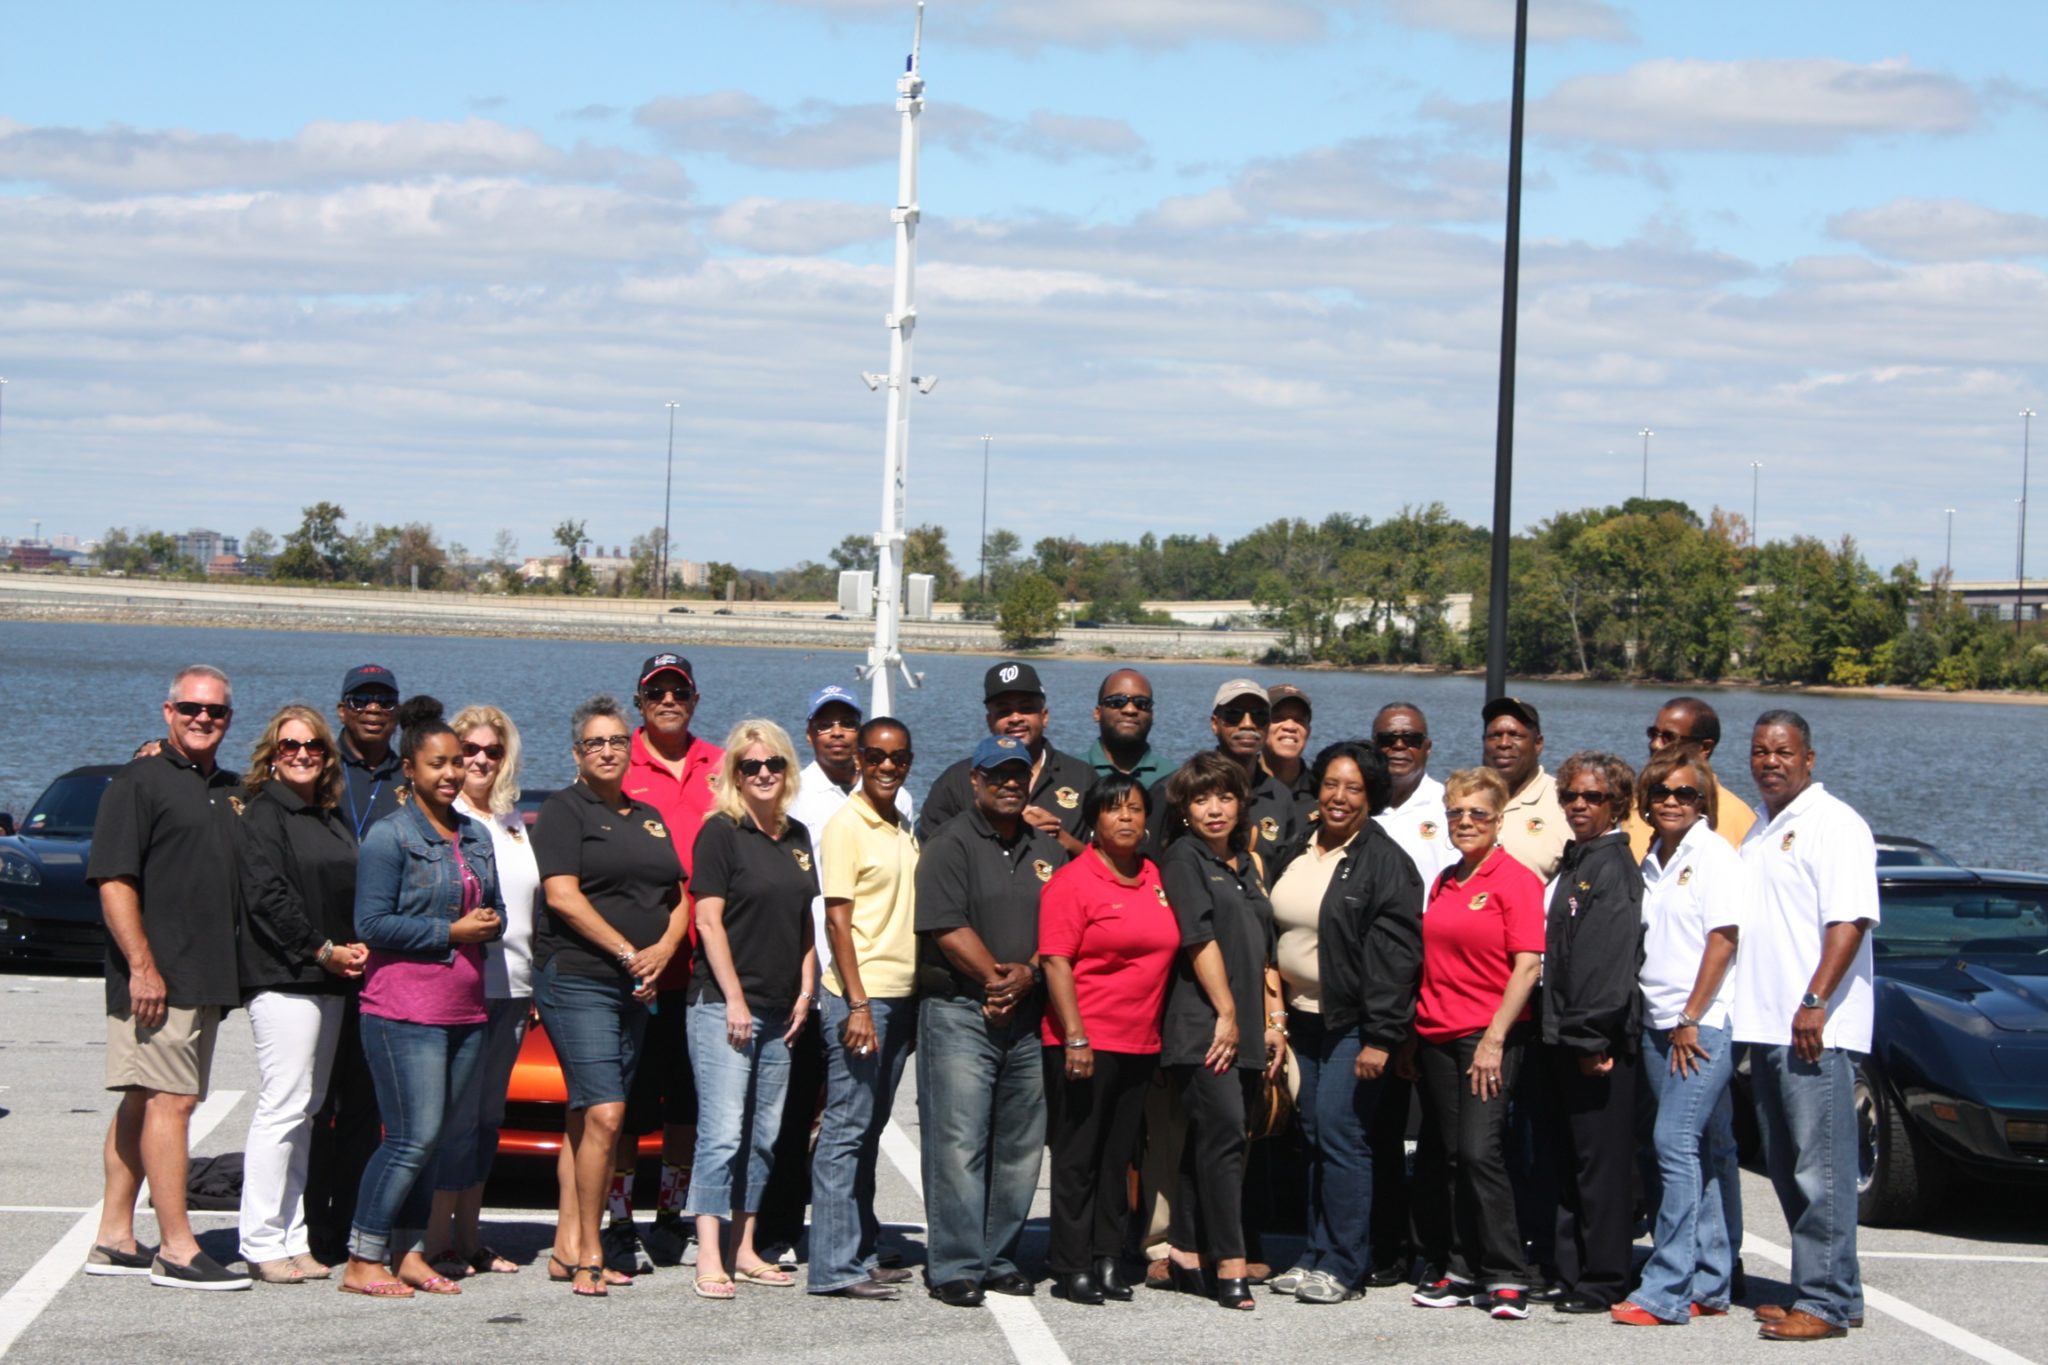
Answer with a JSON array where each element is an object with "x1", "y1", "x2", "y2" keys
[
  {"x1": 1370, "y1": 702, "x2": 1459, "y2": 884},
  {"x1": 1732, "y1": 709, "x2": 1878, "y2": 1342}
]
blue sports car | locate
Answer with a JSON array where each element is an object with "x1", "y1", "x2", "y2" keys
[{"x1": 0, "y1": 765, "x2": 118, "y2": 967}]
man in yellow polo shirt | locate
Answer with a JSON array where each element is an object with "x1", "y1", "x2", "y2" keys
[
  {"x1": 1624, "y1": 697, "x2": 1755, "y2": 858},
  {"x1": 809, "y1": 717, "x2": 919, "y2": 1299}
]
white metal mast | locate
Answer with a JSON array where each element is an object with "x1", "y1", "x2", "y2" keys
[{"x1": 859, "y1": 1, "x2": 933, "y2": 718}]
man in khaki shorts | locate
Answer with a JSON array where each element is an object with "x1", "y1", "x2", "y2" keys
[{"x1": 84, "y1": 665, "x2": 250, "y2": 1290}]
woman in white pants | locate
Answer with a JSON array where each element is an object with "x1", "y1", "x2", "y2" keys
[{"x1": 236, "y1": 704, "x2": 369, "y2": 1283}]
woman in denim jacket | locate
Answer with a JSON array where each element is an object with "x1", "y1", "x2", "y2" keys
[{"x1": 340, "y1": 698, "x2": 505, "y2": 1299}]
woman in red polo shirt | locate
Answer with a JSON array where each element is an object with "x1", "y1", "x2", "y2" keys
[
  {"x1": 1404, "y1": 766, "x2": 1544, "y2": 1321},
  {"x1": 1038, "y1": 772, "x2": 1180, "y2": 1308}
]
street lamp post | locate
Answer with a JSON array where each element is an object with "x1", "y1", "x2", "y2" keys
[
  {"x1": 2020, "y1": 408, "x2": 2036, "y2": 633},
  {"x1": 1945, "y1": 507, "x2": 1956, "y2": 578},
  {"x1": 1482, "y1": 0, "x2": 1530, "y2": 703},
  {"x1": 661, "y1": 401, "x2": 678, "y2": 601},
  {"x1": 978, "y1": 434, "x2": 991, "y2": 596},
  {"x1": 1749, "y1": 461, "x2": 1762, "y2": 550},
  {"x1": 1639, "y1": 428, "x2": 1653, "y2": 500}
]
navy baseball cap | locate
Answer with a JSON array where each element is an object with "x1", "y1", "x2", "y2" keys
[
  {"x1": 971, "y1": 735, "x2": 1033, "y2": 771},
  {"x1": 806, "y1": 684, "x2": 862, "y2": 720},
  {"x1": 340, "y1": 664, "x2": 397, "y2": 699}
]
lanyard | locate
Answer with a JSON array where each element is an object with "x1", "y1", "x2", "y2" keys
[{"x1": 345, "y1": 772, "x2": 386, "y2": 841}]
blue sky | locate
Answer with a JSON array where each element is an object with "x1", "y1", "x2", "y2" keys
[{"x1": 2, "y1": 0, "x2": 2045, "y2": 580}]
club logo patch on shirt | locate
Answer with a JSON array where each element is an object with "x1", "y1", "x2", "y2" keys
[
  {"x1": 1055, "y1": 786, "x2": 1080, "y2": 810},
  {"x1": 1033, "y1": 859, "x2": 1054, "y2": 882},
  {"x1": 1577, "y1": 880, "x2": 1590, "y2": 892},
  {"x1": 1526, "y1": 816, "x2": 1544, "y2": 834},
  {"x1": 1468, "y1": 892, "x2": 1490, "y2": 910},
  {"x1": 1418, "y1": 821, "x2": 1438, "y2": 840},
  {"x1": 643, "y1": 819, "x2": 669, "y2": 839},
  {"x1": 1155, "y1": 885, "x2": 1170, "y2": 906},
  {"x1": 1780, "y1": 830, "x2": 1797, "y2": 852},
  {"x1": 1259, "y1": 816, "x2": 1280, "y2": 844},
  {"x1": 228, "y1": 795, "x2": 246, "y2": 816},
  {"x1": 791, "y1": 848, "x2": 813, "y2": 873},
  {"x1": 1677, "y1": 865, "x2": 1692, "y2": 886}
]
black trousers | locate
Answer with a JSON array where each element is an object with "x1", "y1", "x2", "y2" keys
[
  {"x1": 1166, "y1": 1064, "x2": 1259, "y2": 1262},
  {"x1": 1414, "y1": 1032, "x2": 1531, "y2": 1291},
  {"x1": 1044, "y1": 1048, "x2": 1154, "y2": 1275},
  {"x1": 755, "y1": 1019, "x2": 825, "y2": 1249},
  {"x1": 1545, "y1": 1043, "x2": 1639, "y2": 1306},
  {"x1": 303, "y1": 993, "x2": 381, "y2": 1261}
]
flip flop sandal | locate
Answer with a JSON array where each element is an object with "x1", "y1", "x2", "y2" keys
[
  {"x1": 573, "y1": 1263, "x2": 609, "y2": 1298},
  {"x1": 548, "y1": 1253, "x2": 577, "y2": 1283},
  {"x1": 469, "y1": 1246, "x2": 520, "y2": 1275},
  {"x1": 406, "y1": 1275, "x2": 462, "y2": 1295},
  {"x1": 734, "y1": 1264, "x2": 797, "y2": 1287},
  {"x1": 339, "y1": 1279, "x2": 414, "y2": 1298},
  {"x1": 693, "y1": 1275, "x2": 738, "y2": 1300}
]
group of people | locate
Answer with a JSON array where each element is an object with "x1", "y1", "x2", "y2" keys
[{"x1": 83, "y1": 652, "x2": 1879, "y2": 1342}]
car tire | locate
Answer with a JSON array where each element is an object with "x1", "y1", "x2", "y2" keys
[{"x1": 1856, "y1": 1061, "x2": 1947, "y2": 1227}]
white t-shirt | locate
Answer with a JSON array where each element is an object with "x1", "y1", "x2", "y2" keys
[
  {"x1": 787, "y1": 759, "x2": 914, "y2": 954},
  {"x1": 1374, "y1": 773, "x2": 1461, "y2": 891},
  {"x1": 456, "y1": 794, "x2": 538, "y2": 1001},
  {"x1": 1732, "y1": 782, "x2": 1880, "y2": 1052},
  {"x1": 1640, "y1": 818, "x2": 1745, "y2": 1030}
]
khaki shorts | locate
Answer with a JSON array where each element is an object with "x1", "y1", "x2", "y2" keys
[{"x1": 105, "y1": 1005, "x2": 222, "y2": 1098}]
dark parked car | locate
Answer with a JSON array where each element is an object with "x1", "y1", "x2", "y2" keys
[
  {"x1": 0, "y1": 766, "x2": 119, "y2": 966},
  {"x1": 1874, "y1": 834, "x2": 1961, "y2": 868}
]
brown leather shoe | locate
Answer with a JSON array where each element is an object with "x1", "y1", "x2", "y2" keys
[
  {"x1": 1758, "y1": 1308, "x2": 1849, "y2": 1340},
  {"x1": 1756, "y1": 1303, "x2": 1864, "y2": 1330}
]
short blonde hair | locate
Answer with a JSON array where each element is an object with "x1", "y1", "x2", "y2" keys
[
  {"x1": 450, "y1": 704, "x2": 523, "y2": 816},
  {"x1": 1442, "y1": 765, "x2": 1509, "y2": 813},
  {"x1": 712, "y1": 718, "x2": 802, "y2": 834}
]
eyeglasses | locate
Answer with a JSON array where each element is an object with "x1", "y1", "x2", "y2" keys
[
  {"x1": 342, "y1": 692, "x2": 397, "y2": 712},
  {"x1": 860, "y1": 747, "x2": 913, "y2": 769},
  {"x1": 1646, "y1": 725, "x2": 1689, "y2": 746},
  {"x1": 1374, "y1": 730, "x2": 1428, "y2": 749},
  {"x1": 578, "y1": 734, "x2": 632, "y2": 754},
  {"x1": 1445, "y1": 807, "x2": 1498, "y2": 824},
  {"x1": 640, "y1": 685, "x2": 694, "y2": 704},
  {"x1": 275, "y1": 737, "x2": 326, "y2": 757},
  {"x1": 737, "y1": 756, "x2": 789, "y2": 777},
  {"x1": 172, "y1": 701, "x2": 232, "y2": 720},
  {"x1": 1099, "y1": 693, "x2": 1154, "y2": 712},
  {"x1": 1560, "y1": 788, "x2": 1613, "y2": 806},
  {"x1": 1649, "y1": 783, "x2": 1703, "y2": 804},
  {"x1": 460, "y1": 742, "x2": 506, "y2": 761},
  {"x1": 1215, "y1": 706, "x2": 1270, "y2": 727}
]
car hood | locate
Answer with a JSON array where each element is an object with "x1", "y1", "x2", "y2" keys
[
  {"x1": 0, "y1": 833, "x2": 98, "y2": 916},
  {"x1": 1955, "y1": 960, "x2": 2048, "y2": 1034}
]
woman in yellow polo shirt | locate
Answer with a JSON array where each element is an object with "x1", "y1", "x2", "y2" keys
[{"x1": 806, "y1": 717, "x2": 919, "y2": 1299}]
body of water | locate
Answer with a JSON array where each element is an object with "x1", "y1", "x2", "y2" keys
[{"x1": 2, "y1": 619, "x2": 2040, "y2": 871}]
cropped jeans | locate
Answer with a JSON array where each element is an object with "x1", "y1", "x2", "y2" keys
[
  {"x1": 916, "y1": 995, "x2": 1046, "y2": 1287},
  {"x1": 807, "y1": 993, "x2": 915, "y2": 1293},
  {"x1": 685, "y1": 1000, "x2": 794, "y2": 1215},
  {"x1": 1634, "y1": 1023, "x2": 1737, "y2": 1322},
  {"x1": 348, "y1": 1014, "x2": 483, "y2": 1264},
  {"x1": 1750, "y1": 1044, "x2": 1864, "y2": 1330}
]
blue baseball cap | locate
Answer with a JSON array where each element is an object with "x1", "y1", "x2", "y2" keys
[
  {"x1": 971, "y1": 734, "x2": 1033, "y2": 772},
  {"x1": 806, "y1": 684, "x2": 862, "y2": 721}
]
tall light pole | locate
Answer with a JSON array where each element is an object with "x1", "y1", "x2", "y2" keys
[
  {"x1": 2020, "y1": 408, "x2": 2036, "y2": 633},
  {"x1": 0, "y1": 379, "x2": 8, "y2": 489},
  {"x1": 1944, "y1": 507, "x2": 1956, "y2": 578},
  {"x1": 1639, "y1": 428, "x2": 1653, "y2": 500},
  {"x1": 661, "y1": 401, "x2": 678, "y2": 600},
  {"x1": 1749, "y1": 461, "x2": 1762, "y2": 550},
  {"x1": 977, "y1": 433, "x2": 991, "y2": 596},
  {"x1": 1482, "y1": 0, "x2": 1529, "y2": 703}
]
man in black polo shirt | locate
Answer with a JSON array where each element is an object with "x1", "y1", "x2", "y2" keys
[
  {"x1": 85, "y1": 665, "x2": 250, "y2": 1290},
  {"x1": 1087, "y1": 669, "x2": 1165, "y2": 785},
  {"x1": 1264, "y1": 684, "x2": 1317, "y2": 828},
  {"x1": 915, "y1": 736, "x2": 1067, "y2": 1307},
  {"x1": 917, "y1": 661, "x2": 1095, "y2": 855},
  {"x1": 1149, "y1": 679, "x2": 1298, "y2": 861}
]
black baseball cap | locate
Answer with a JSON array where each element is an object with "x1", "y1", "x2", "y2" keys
[
  {"x1": 1482, "y1": 696, "x2": 1541, "y2": 733},
  {"x1": 340, "y1": 664, "x2": 398, "y2": 699},
  {"x1": 984, "y1": 660, "x2": 1044, "y2": 700},
  {"x1": 638, "y1": 653, "x2": 696, "y2": 691}
]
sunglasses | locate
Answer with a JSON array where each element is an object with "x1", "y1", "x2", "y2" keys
[
  {"x1": 976, "y1": 766, "x2": 1030, "y2": 787},
  {"x1": 1214, "y1": 706, "x2": 1270, "y2": 727},
  {"x1": 1374, "y1": 730, "x2": 1428, "y2": 749},
  {"x1": 860, "y1": 747, "x2": 913, "y2": 769},
  {"x1": 811, "y1": 715, "x2": 859, "y2": 733},
  {"x1": 461, "y1": 742, "x2": 506, "y2": 761},
  {"x1": 1646, "y1": 725, "x2": 1689, "y2": 746},
  {"x1": 1445, "y1": 807, "x2": 1498, "y2": 824},
  {"x1": 578, "y1": 734, "x2": 632, "y2": 754},
  {"x1": 172, "y1": 701, "x2": 232, "y2": 720},
  {"x1": 737, "y1": 756, "x2": 789, "y2": 777},
  {"x1": 1561, "y1": 788, "x2": 1614, "y2": 806},
  {"x1": 1649, "y1": 783, "x2": 1703, "y2": 804},
  {"x1": 1098, "y1": 693, "x2": 1154, "y2": 712},
  {"x1": 275, "y1": 737, "x2": 326, "y2": 757},
  {"x1": 641, "y1": 685, "x2": 694, "y2": 704},
  {"x1": 342, "y1": 692, "x2": 397, "y2": 713}
]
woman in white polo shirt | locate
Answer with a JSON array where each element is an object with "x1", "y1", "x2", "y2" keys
[{"x1": 1611, "y1": 749, "x2": 1743, "y2": 1327}]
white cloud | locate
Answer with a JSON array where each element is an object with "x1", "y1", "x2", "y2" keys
[
  {"x1": 1829, "y1": 198, "x2": 2048, "y2": 263},
  {"x1": 709, "y1": 196, "x2": 885, "y2": 253},
  {"x1": 1370, "y1": 0, "x2": 1633, "y2": 45},
  {"x1": 755, "y1": 0, "x2": 1328, "y2": 49}
]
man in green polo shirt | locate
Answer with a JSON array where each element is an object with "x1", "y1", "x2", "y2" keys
[{"x1": 1086, "y1": 669, "x2": 1164, "y2": 785}]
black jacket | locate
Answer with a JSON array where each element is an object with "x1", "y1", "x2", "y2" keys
[
  {"x1": 1539, "y1": 830, "x2": 1644, "y2": 1056},
  {"x1": 237, "y1": 780, "x2": 360, "y2": 995},
  {"x1": 1267, "y1": 822, "x2": 1423, "y2": 1048}
]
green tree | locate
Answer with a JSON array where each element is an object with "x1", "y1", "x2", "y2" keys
[
  {"x1": 276, "y1": 501, "x2": 350, "y2": 581},
  {"x1": 998, "y1": 573, "x2": 1062, "y2": 648},
  {"x1": 552, "y1": 519, "x2": 593, "y2": 595},
  {"x1": 242, "y1": 527, "x2": 278, "y2": 572}
]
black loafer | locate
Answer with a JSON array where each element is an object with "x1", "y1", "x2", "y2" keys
[
  {"x1": 1554, "y1": 1293, "x2": 1609, "y2": 1314},
  {"x1": 928, "y1": 1278, "x2": 985, "y2": 1308},
  {"x1": 827, "y1": 1280, "x2": 900, "y2": 1300},
  {"x1": 1051, "y1": 1272, "x2": 1105, "y2": 1306},
  {"x1": 1093, "y1": 1257, "x2": 1134, "y2": 1302},
  {"x1": 1365, "y1": 1263, "x2": 1408, "y2": 1288},
  {"x1": 982, "y1": 1271, "x2": 1035, "y2": 1297},
  {"x1": 869, "y1": 1265, "x2": 914, "y2": 1285}
]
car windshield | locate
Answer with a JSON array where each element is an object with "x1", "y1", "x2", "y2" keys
[
  {"x1": 21, "y1": 775, "x2": 112, "y2": 837},
  {"x1": 1876, "y1": 884, "x2": 2048, "y2": 959}
]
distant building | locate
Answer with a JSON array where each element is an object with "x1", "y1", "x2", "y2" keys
[
  {"x1": 175, "y1": 528, "x2": 240, "y2": 567},
  {"x1": 676, "y1": 560, "x2": 708, "y2": 589},
  {"x1": 7, "y1": 544, "x2": 59, "y2": 571},
  {"x1": 205, "y1": 553, "x2": 250, "y2": 578}
]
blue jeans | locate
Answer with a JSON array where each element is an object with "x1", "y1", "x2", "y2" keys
[
  {"x1": 685, "y1": 1000, "x2": 793, "y2": 1215},
  {"x1": 434, "y1": 997, "x2": 527, "y2": 1191},
  {"x1": 349, "y1": 1014, "x2": 483, "y2": 1263},
  {"x1": 1635, "y1": 1023, "x2": 1737, "y2": 1321},
  {"x1": 807, "y1": 993, "x2": 915, "y2": 1293},
  {"x1": 1751, "y1": 1044, "x2": 1863, "y2": 1328},
  {"x1": 1292, "y1": 1010, "x2": 1383, "y2": 1289},
  {"x1": 916, "y1": 996, "x2": 1046, "y2": 1286}
]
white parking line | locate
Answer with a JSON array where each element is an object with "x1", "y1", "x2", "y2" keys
[
  {"x1": 1861, "y1": 1252, "x2": 2048, "y2": 1265},
  {"x1": 1743, "y1": 1233, "x2": 2041, "y2": 1365},
  {"x1": 0, "y1": 1210, "x2": 92, "y2": 1217},
  {"x1": 878, "y1": 1120, "x2": 1073, "y2": 1365},
  {"x1": 0, "y1": 1089, "x2": 244, "y2": 1359}
]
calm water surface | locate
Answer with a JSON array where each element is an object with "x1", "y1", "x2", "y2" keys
[{"x1": 2, "y1": 620, "x2": 2041, "y2": 871}]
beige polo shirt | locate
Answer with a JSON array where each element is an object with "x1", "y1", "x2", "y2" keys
[
  {"x1": 1498, "y1": 767, "x2": 1569, "y2": 883},
  {"x1": 817, "y1": 791, "x2": 920, "y2": 999}
]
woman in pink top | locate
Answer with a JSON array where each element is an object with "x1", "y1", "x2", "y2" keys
[
  {"x1": 341, "y1": 698, "x2": 505, "y2": 1299},
  {"x1": 1038, "y1": 773, "x2": 1180, "y2": 1307}
]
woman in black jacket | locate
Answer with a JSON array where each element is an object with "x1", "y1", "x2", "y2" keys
[
  {"x1": 1541, "y1": 750, "x2": 1644, "y2": 1314},
  {"x1": 236, "y1": 704, "x2": 369, "y2": 1284},
  {"x1": 1264, "y1": 741, "x2": 1423, "y2": 1305}
]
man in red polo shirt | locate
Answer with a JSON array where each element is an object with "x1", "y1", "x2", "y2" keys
[{"x1": 603, "y1": 652, "x2": 725, "y2": 1273}]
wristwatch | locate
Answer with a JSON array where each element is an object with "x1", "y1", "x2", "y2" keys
[
  {"x1": 1674, "y1": 1010, "x2": 1700, "y2": 1029},
  {"x1": 1798, "y1": 991, "x2": 1828, "y2": 1011}
]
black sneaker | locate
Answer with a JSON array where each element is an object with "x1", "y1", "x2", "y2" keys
[
  {"x1": 1488, "y1": 1288, "x2": 1530, "y2": 1320},
  {"x1": 602, "y1": 1221, "x2": 655, "y2": 1276},
  {"x1": 1412, "y1": 1276, "x2": 1476, "y2": 1308},
  {"x1": 84, "y1": 1243, "x2": 155, "y2": 1277},
  {"x1": 149, "y1": 1252, "x2": 251, "y2": 1292},
  {"x1": 642, "y1": 1215, "x2": 689, "y2": 1267}
]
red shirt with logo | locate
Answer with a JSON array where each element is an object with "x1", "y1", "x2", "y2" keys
[
  {"x1": 1037, "y1": 851, "x2": 1181, "y2": 1054},
  {"x1": 624, "y1": 727, "x2": 725, "y2": 985},
  {"x1": 1415, "y1": 846, "x2": 1547, "y2": 1043}
]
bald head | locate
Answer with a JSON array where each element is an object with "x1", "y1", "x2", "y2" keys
[{"x1": 1094, "y1": 668, "x2": 1155, "y2": 754}]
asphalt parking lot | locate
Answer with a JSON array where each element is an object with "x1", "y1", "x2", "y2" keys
[{"x1": 1, "y1": 969, "x2": 2042, "y2": 1364}]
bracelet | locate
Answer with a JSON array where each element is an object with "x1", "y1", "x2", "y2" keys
[
  {"x1": 315, "y1": 940, "x2": 336, "y2": 967},
  {"x1": 1265, "y1": 1010, "x2": 1287, "y2": 1027},
  {"x1": 615, "y1": 945, "x2": 637, "y2": 964},
  {"x1": 848, "y1": 999, "x2": 871, "y2": 1013},
  {"x1": 1064, "y1": 1037, "x2": 1091, "y2": 1049}
]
